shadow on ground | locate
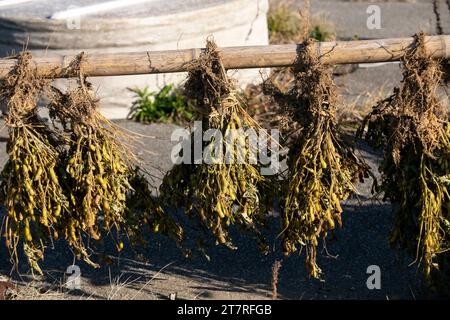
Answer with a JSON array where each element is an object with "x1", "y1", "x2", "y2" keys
[{"x1": 0, "y1": 198, "x2": 428, "y2": 300}]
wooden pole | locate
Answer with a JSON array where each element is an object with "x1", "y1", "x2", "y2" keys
[{"x1": 0, "y1": 35, "x2": 449, "y2": 79}]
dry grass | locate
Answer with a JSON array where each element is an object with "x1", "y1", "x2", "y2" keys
[
  {"x1": 5, "y1": 269, "x2": 161, "y2": 300},
  {"x1": 337, "y1": 87, "x2": 388, "y2": 131},
  {"x1": 10, "y1": 280, "x2": 66, "y2": 300}
]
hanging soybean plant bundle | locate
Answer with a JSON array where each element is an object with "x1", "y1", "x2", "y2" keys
[
  {"x1": 266, "y1": 39, "x2": 370, "y2": 278},
  {"x1": 358, "y1": 33, "x2": 450, "y2": 283},
  {"x1": 0, "y1": 53, "x2": 68, "y2": 274},
  {"x1": 48, "y1": 54, "x2": 182, "y2": 264},
  {"x1": 161, "y1": 40, "x2": 276, "y2": 251},
  {"x1": 441, "y1": 59, "x2": 449, "y2": 84}
]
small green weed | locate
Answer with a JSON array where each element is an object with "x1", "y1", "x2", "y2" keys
[{"x1": 128, "y1": 84, "x2": 194, "y2": 124}]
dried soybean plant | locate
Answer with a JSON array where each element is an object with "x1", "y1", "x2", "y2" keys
[
  {"x1": 358, "y1": 33, "x2": 450, "y2": 283},
  {"x1": 47, "y1": 53, "x2": 182, "y2": 265},
  {"x1": 443, "y1": 59, "x2": 450, "y2": 85},
  {"x1": 0, "y1": 52, "x2": 68, "y2": 274},
  {"x1": 160, "y1": 40, "x2": 277, "y2": 251},
  {"x1": 265, "y1": 39, "x2": 370, "y2": 278}
]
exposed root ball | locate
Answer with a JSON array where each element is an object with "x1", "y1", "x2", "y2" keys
[
  {"x1": 358, "y1": 32, "x2": 450, "y2": 283},
  {"x1": 160, "y1": 40, "x2": 276, "y2": 251},
  {"x1": 0, "y1": 53, "x2": 68, "y2": 274},
  {"x1": 266, "y1": 39, "x2": 370, "y2": 278}
]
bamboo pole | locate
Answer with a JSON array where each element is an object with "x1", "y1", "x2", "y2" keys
[{"x1": 0, "y1": 35, "x2": 448, "y2": 79}]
